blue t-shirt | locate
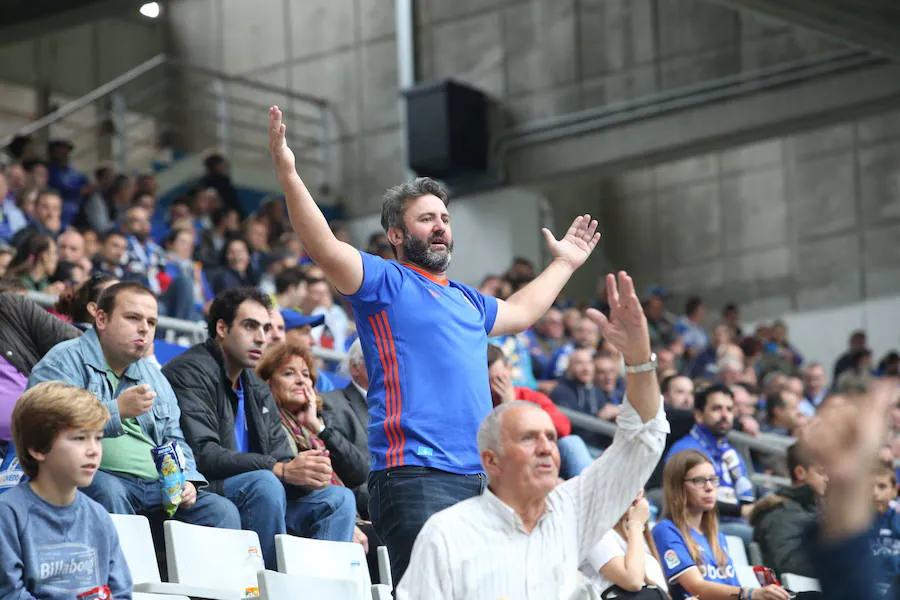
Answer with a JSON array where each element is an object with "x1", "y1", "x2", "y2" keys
[
  {"x1": 652, "y1": 519, "x2": 740, "y2": 600},
  {"x1": 0, "y1": 442, "x2": 26, "y2": 495},
  {"x1": 871, "y1": 507, "x2": 900, "y2": 593},
  {"x1": 488, "y1": 333, "x2": 538, "y2": 390},
  {"x1": 346, "y1": 252, "x2": 498, "y2": 474},
  {"x1": 0, "y1": 483, "x2": 133, "y2": 600},
  {"x1": 548, "y1": 342, "x2": 576, "y2": 379},
  {"x1": 666, "y1": 425, "x2": 755, "y2": 519},
  {"x1": 47, "y1": 165, "x2": 89, "y2": 226},
  {"x1": 233, "y1": 378, "x2": 249, "y2": 453}
]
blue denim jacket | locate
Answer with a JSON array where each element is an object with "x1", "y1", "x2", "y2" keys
[{"x1": 27, "y1": 328, "x2": 205, "y2": 483}]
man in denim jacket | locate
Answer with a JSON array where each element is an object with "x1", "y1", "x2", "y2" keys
[{"x1": 28, "y1": 281, "x2": 240, "y2": 529}]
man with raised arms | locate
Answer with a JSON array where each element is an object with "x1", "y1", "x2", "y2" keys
[{"x1": 268, "y1": 105, "x2": 600, "y2": 581}]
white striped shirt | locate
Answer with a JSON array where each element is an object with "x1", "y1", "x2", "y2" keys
[{"x1": 396, "y1": 397, "x2": 670, "y2": 600}]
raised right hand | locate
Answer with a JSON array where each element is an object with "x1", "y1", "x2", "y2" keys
[
  {"x1": 282, "y1": 449, "x2": 333, "y2": 489},
  {"x1": 117, "y1": 384, "x2": 156, "y2": 419},
  {"x1": 268, "y1": 106, "x2": 296, "y2": 175}
]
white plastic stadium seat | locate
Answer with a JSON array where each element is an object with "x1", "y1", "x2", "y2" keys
[
  {"x1": 258, "y1": 569, "x2": 359, "y2": 600},
  {"x1": 164, "y1": 520, "x2": 266, "y2": 600},
  {"x1": 274, "y1": 534, "x2": 392, "y2": 600},
  {"x1": 736, "y1": 566, "x2": 761, "y2": 589},
  {"x1": 725, "y1": 535, "x2": 750, "y2": 568},
  {"x1": 748, "y1": 541, "x2": 764, "y2": 566},
  {"x1": 376, "y1": 545, "x2": 392, "y2": 589},
  {"x1": 781, "y1": 573, "x2": 822, "y2": 592},
  {"x1": 109, "y1": 513, "x2": 209, "y2": 600}
]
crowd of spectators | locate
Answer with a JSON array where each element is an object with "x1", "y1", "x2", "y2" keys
[{"x1": 0, "y1": 127, "x2": 899, "y2": 600}]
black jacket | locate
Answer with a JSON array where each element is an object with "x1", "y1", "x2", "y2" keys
[
  {"x1": 322, "y1": 384, "x2": 371, "y2": 517},
  {"x1": 162, "y1": 338, "x2": 294, "y2": 494},
  {"x1": 750, "y1": 483, "x2": 819, "y2": 577},
  {"x1": 0, "y1": 294, "x2": 80, "y2": 376}
]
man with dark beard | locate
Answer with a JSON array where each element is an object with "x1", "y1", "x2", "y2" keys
[
  {"x1": 120, "y1": 204, "x2": 194, "y2": 320},
  {"x1": 665, "y1": 383, "x2": 757, "y2": 546},
  {"x1": 267, "y1": 106, "x2": 602, "y2": 582}
]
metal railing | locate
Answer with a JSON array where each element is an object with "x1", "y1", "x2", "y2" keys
[
  {"x1": 559, "y1": 405, "x2": 794, "y2": 489},
  {"x1": 26, "y1": 290, "x2": 348, "y2": 363},
  {"x1": 0, "y1": 54, "x2": 338, "y2": 189}
]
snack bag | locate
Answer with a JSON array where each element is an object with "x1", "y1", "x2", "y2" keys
[{"x1": 151, "y1": 441, "x2": 186, "y2": 517}]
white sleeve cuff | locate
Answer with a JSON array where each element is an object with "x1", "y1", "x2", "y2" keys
[{"x1": 614, "y1": 395, "x2": 670, "y2": 450}]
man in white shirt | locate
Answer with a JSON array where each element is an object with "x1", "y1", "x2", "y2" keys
[{"x1": 397, "y1": 271, "x2": 669, "y2": 600}]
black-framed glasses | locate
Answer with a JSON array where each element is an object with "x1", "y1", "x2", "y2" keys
[{"x1": 684, "y1": 476, "x2": 720, "y2": 488}]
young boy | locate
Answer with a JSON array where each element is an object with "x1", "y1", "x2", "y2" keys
[
  {"x1": 0, "y1": 382, "x2": 133, "y2": 600},
  {"x1": 871, "y1": 461, "x2": 900, "y2": 596}
]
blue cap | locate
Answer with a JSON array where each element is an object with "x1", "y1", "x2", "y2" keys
[
  {"x1": 643, "y1": 285, "x2": 670, "y2": 299},
  {"x1": 281, "y1": 309, "x2": 325, "y2": 331}
]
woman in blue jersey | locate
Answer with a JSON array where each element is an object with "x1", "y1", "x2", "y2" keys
[{"x1": 652, "y1": 450, "x2": 790, "y2": 600}]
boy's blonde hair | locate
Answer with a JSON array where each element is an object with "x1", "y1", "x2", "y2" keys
[{"x1": 12, "y1": 382, "x2": 109, "y2": 478}]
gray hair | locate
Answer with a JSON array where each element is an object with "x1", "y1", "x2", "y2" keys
[
  {"x1": 476, "y1": 401, "x2": 535, "y2": 456},
  {"x1": 341, "y1": 338, "x2": 365, "y2": 377},
  {"x1": 380, "y1": 177, "x2": 449, "y2": 233}
]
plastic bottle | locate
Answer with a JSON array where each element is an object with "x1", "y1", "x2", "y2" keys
[{"x1": 242, "y1": 545, "x2": 264, "y2": 599}]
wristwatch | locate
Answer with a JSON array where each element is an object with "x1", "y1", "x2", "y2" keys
[{"x1": 623, "y1": 352, "x2": 657, "y2": 374}]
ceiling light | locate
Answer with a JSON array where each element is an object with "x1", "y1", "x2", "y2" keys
[{"x1": 139, "y1": 2, "x2": 160, "y2": 18}]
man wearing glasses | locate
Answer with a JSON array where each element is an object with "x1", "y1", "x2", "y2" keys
[{"x1": 665, "y1": 383, "x2": 756, "y2": 545}]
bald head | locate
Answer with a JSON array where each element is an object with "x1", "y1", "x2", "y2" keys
[
  {"x1": 479, "y1": 402, "x2": 560, "y2": 500},
  {"x1": 57, "y1": 229, "x2": 85, "y2": 263}
]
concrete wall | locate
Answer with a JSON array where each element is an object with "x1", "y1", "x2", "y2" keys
[
  {"x1": 0, "y1": 16, "x2": 165, "y2": 171},
  {"x1": 0, "y1": 16, "x2": 163, "y2": 101},
  {"x1": 163, "y1": 0, "x2": 900, "y2": 322},
  {"x1": 164, "y1": 0, "x2": 847, "y2": 217},
  {"x1": 582, "y1": 108, "x2": 900, "y2": 321}
]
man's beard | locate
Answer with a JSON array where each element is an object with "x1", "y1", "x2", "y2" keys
[
  {"x1": 710, "y1": 419, "x2": 731, "y2": 438},
  {"x1": 402, "y1": 227, "x2": 453, "y2": 272}
]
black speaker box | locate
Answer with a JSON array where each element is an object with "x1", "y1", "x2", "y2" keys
[{"x1": 403, "y1": 79, "x2": 489, "y2": 180}]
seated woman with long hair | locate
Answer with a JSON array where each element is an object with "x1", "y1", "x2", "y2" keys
[
  {"x1": 581, "y1": 489, "x2": 673, "y2": 599},
  {"x1": 652, "y1": 450, "x2": 790, "y2": 600},
  {"x1": 8, "y1": 232, "x2": 63, "y2": 294},
  {"x1": 256, "y1": 342, "x2": 374, "y2": 551},
  {"x1": 53, "y1": 273, "x2": 118, "y2": 329}
]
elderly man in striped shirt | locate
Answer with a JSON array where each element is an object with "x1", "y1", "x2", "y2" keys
[{"x1": 398, "y1": 272, "x2": 670, "y2": 600}]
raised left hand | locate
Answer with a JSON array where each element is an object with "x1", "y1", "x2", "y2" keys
[
  {"x1": 586, "y1": 271, "x2": 651, "y2": 366},
  {"x1": 542, "y1": 214, "x2": 601, "y2": 271},
  {"x1": 180, "y1": 481, "x2": 197, "y2": 508}
]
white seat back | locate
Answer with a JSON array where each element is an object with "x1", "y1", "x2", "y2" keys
[
  {"x1": 748, "y1": 541, "x2": 764, "y2": 566},
  {"x1": 109, "y1": 514, "x2": 162, "y2": 584},
  {"x1": 376, "y1": 546, "x2": 392, "y2": 588},
  {"x1": 164, "y1": 520, "x2": 264, "y2": 598},
  {"x1": 726, "y1": 535, "x2": 750, "y2": 568},
  {"x1": 736, "y1": 566, "x2": 761, "y2": 589},
  {"x1": 258, "y1": 570, "x2": 358, "y2": 600},
  {"x1": 275, "y1": 535, "x2": 367, "y2": 599},
  {"x1": 782, "y1": 573, "x2": 822, "y2": 592}
]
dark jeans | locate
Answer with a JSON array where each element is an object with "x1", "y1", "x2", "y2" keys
[{"x1": 368, "y1": 466, "x2": 485, "y2": 584}]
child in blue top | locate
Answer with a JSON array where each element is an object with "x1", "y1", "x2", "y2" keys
[
  {"x1": 653, "y1": 449, "x2": 789, "y2": 600},
  {"x1": 871, "y1": 462, "x2": 900, "y2": 596},
  {"x1": 0, "y1": 382, "x2": 132, "y2": 600}
]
